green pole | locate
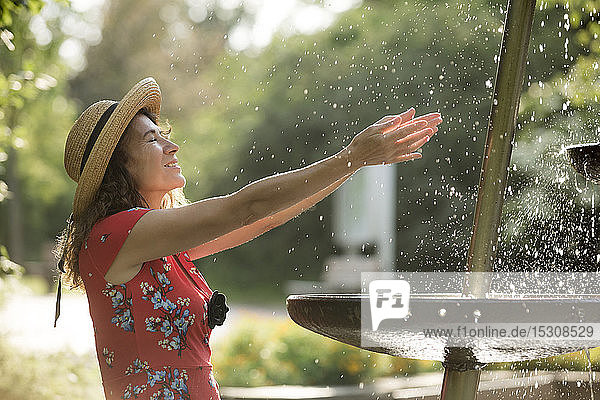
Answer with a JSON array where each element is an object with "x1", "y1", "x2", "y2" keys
[
  {"x1": 441, "y1": 1, "x2": 537, "y2": 399},
  {"x1": 464, "y1": 0, "x2": 537, "y2": 295},
  {"x1": 440, "y1": 369, "x2": 481, "y2": 400},
  {"x1": 440, "y1": 348, "x2": 485, "y2": 400}
]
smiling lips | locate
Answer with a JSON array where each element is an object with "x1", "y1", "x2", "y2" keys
[{"x1": 164, "y1": 160, "x2": 179, "y2": 168}]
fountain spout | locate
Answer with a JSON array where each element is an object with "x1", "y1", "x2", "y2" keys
[
  {"x1": 448, "y1": 1, "x2": 537, "y2": 399},
  {"x1": 464, "y1": 0, "x2": 537, "y2": 288}
]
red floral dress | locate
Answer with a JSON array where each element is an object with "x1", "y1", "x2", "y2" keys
[{"x1": 80, "y1": 208, "x2": 220, "y2": 400}]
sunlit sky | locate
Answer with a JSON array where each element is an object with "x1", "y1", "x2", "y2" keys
[{"x1": 51, "y1": 0, "x2": 362, "y2": 71}]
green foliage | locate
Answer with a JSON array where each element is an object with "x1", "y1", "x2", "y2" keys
[
  {"x1": 498, "y1": 1, "x2": 600, "y2": 272},
  {"x1": 544, "y1": 0, "x2": 600, "y2": 55},
  {"x1": 0, "y1": 0, "x2": 43, "y2": 29},
  {"x1": 0, "y1": 336, "x2": 103, "y2": 400},
  {"x1": 211, "y1": 315, "x2": 437, "y2": 387},
  {"x1": 68, "y1": 0, "x2": 230, "y2": 119},
  {"x1": 0, "y1": 1, "x2": 78, "y2": 262},
  {"x1": 0, "y1": 0, "x2": 49, "y2": 221},
  {"x1": 0, "y1": 245, "x2": 20, "y2": 274}
]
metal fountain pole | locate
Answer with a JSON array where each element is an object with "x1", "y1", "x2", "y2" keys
[{"x1": 440, "y1": 1, "x2": 537, "y2": 399}]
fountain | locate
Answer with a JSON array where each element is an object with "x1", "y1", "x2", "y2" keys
[
  {"x1": 566, "y1": 143, "x2": 600, "y2": 184},
  {"x1": 287, "y1": 0, "x2": 600, "y2": 399}
]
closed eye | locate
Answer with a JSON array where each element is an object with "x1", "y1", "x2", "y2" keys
[{"x1": 160, "y1": 128, "x2": 171, "y2": 139}]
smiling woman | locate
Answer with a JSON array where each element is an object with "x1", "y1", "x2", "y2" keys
[
  {"x1": 53, "y1": 77, "x2": 441, "y2": 400},
  {"x1": 122, "y1": 110, "x2": 186, "y2": 210}
]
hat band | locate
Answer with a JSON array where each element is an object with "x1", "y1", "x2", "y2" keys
[{"x1": 80, "y1": 102, "x2": 119, "y2": 174}]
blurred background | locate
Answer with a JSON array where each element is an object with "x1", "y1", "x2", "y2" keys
[{"x1": 2, "y1": 0, "x2": 600, "y2": 398}]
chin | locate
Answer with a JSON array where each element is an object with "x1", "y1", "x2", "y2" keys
[{"x1": 173, "y1": 176, "x2": 186, "y2": 189}]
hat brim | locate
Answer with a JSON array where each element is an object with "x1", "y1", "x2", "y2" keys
[{"x1": 72, "y1": 77, "x2": 161, "y2": 218}]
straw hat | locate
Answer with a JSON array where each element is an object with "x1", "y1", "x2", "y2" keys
[{"x1": 64, "y1": 77, "x2": 161, "y2": 219}]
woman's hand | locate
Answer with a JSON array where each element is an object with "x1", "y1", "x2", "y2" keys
[{"x1": 344, "y1": 108, "x2": 442, "y2": 168}]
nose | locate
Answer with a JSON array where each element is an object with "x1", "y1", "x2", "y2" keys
[{"x1": 163, "y1": 138, "x2": 179, "y2": 154}]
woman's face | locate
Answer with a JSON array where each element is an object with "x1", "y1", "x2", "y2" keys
[{"x1": 124, "y1": 113, "x2": 186, "y2": 207}]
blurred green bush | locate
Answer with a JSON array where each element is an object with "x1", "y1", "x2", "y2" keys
[
  {"x1": 490, "y1": 347, "x2": 600, "y2": 372},
  {"x1": 0, "y1": 338, "x2": 103, "y2": 400},
  {"x1": 211, "y1": 314, "x2": 438, "y2": 387}
]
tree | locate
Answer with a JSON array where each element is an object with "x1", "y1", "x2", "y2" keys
[
  {"x1": 69, "y1": 0, "x2": 233, "y2": 119},
  {"x1": 0, "y1": 0, "x2": 46, "y2": 269},
  {"x1": 0, "y1": 1, "x2": 76, "y2": 277}
]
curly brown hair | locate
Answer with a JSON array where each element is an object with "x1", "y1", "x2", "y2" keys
[{"x1": 54, "y1": 108, "x2": 188, "y2": 290}]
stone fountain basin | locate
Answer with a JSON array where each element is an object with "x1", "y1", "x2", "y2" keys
[
  {"x1": 286, "y1": 293, "x2": 600, "y2": 364},
  {"x1": 565, "y1": 142, "x2": 600, "y2": 183}
]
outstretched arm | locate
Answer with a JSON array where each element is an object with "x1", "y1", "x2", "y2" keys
[
  {"x1": 105, "y1": 108, "x2": 441, "y2": 283},
  {"x1": 227, "y1": 108, "x2": 440, "y2": 226},
  {"x1": 186, "y1": 108, "x2": 442, "y2": 260}
]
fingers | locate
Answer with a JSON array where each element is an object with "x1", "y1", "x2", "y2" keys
[
  {"x1": 361, "y1": 110, "x2": 441, "y2": 166},
  {"x1": 403, "y1": 113, "x2": 442, "y2": 130},
  {"x1": 385, "y1": 119, "x2": 428, "y2": 136},
  {"x1": 373, "y1": 109, "x2": 440, "y2": 133},
  {"x1": 397, "y1": 107, "x2": 416, "y2": 123},
  {"x1": 387, "y1": 152, "x2": 423, "y2": 164},
  {"x1": 425, "y1": 116, "x2": 443, "y2": 129},
  {"x1": 385, "y1": 112, "x2": 442, "y2": 141},
  {"x1": 378, "y1": 115, "x2": 406, "y2": 134},
  {"x1": 399, "y1": 126, "x2": 433, "y2": 144},
  {"x1": 373, "y1": 108, "x2": 416, "y2": 126},
  {"x1": 385, "y1": 126, "x2": 433, "y2": 166},
  {"x1": 404, "y1": 132, "x2": 431, "y2": 151},
  {"x1": 380, "y1": 113, "x2": 442, "y2": 136},
  {"x1": 413, "y1": 112, "x2": 441, "y2": 124}
]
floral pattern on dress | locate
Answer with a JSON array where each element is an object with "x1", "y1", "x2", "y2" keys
[
  {"x1": 102, "y1": 283, "x2": 135, "y2": 332},
  {"x1": 122, "y1": 358, "x2": 191, "y2": 400},
  {"x1": 140, "y1": 267, "x2": 196, "y2": 356},
  {"x1": 202, "y1": 298, "x2": 208, "y2": 326},
  {"x1": 103, "y1": 347, "x2": 115, "y2": 368},
  {"x1": 162, "y1": 257, "x2": 172, "y2": 272}
]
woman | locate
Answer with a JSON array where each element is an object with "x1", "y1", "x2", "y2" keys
[{"x1": 55, "y1": 77, "x2": 442, "y2": 399}]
